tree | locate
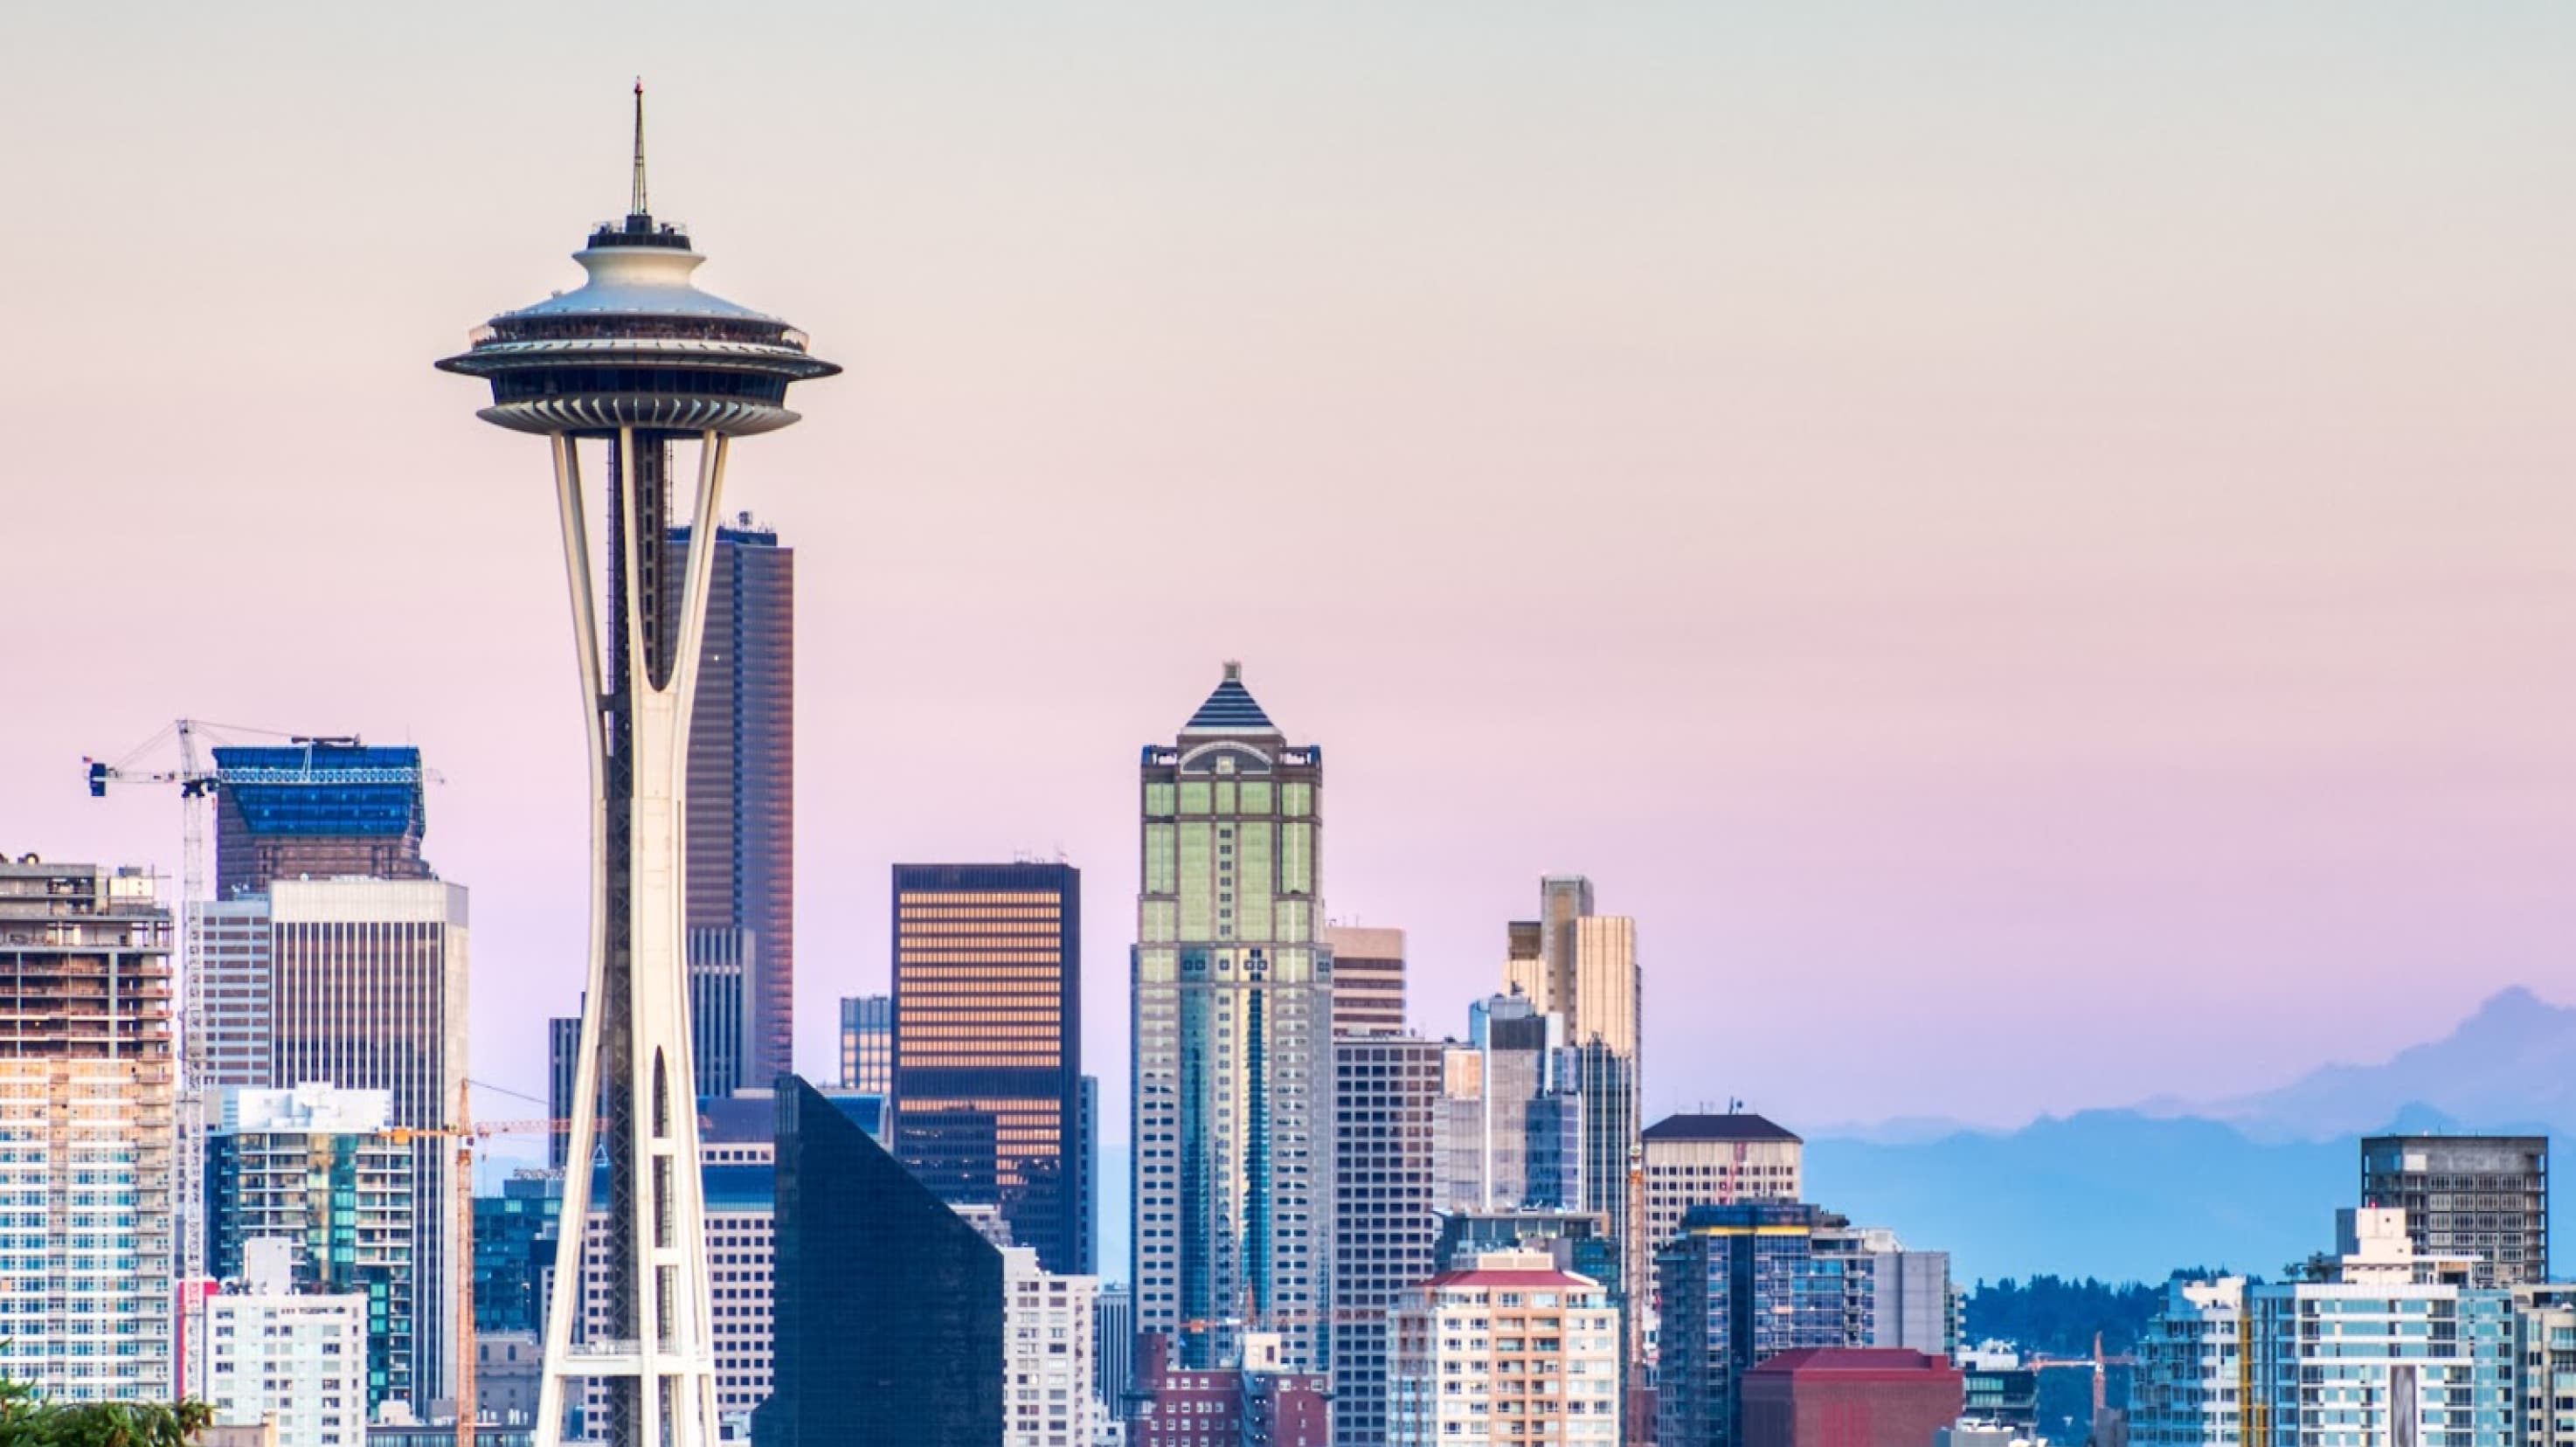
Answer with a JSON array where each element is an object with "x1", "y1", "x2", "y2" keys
[{"x1": 0, "y1": 1362, "x2": 212, "y2": 1447}]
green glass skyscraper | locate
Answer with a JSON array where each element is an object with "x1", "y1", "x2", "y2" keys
[{"x1": 1131, "y1": 663, "x2": 1333, "y2": 1373}]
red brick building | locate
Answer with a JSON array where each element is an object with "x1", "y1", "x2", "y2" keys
[
  {"x1": 1132, "y1": 1333, "x2": 1329, "y2": 1447},
  {"x1": 1742, "y1": 1348, "x2": 1964, "y2": 1447}
]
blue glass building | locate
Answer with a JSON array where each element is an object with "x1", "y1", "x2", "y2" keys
[{"x1": 1658, "y1": 1203, "x2": 1867, "y2": 1447}]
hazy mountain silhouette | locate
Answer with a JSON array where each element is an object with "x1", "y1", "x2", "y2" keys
[{"x1": 1809, "y1": 989, "x2": 2575, "y2": 1284}]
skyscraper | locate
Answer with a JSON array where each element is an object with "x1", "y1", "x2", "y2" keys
[
  {"x1": 1658, "y1": 1204, "x2": 1869, "y2": 1447},
  {"x1": 548, "y1": 1014, "x2": 582, "y2": 1171},
  {"x1": 758, "y1": 1077, "x2": 1003, "y2": 1447},
  {"x1": 267, "y1": 876, "x2": 468, "y2": 1404},
  {"x1": 1324, "y1": 925, "x2": 1404, "y2": 1037},
  {"x1": 1132, "y1": 663, "x2": 1334, "y2": 1372},
  {"x1": 211, "y1": 741, "x2": 435, "y2": 897},
  {"x1": 891, "y1": 862, "x2": 1084, "y2": 1275},
  {"x1": 2359, "y1": 1134, "x2": 2547, "y2": 1288},
  {"x1": 1643, "y1": 1114, "x2": 1804, "y2": 1249},
  {"x1": 1440, "y1": 992, "x2": 1582, "y2": 1214},
  {"x1": 685, "y1": 926, "x2": 758, "y2": 1099},
  {"x1": 206, "y1": 1084, "x2": 415, "y2": 1414},
  {"x1": 0, "y1": 861, "x2": 176, "y2": 1402},
  {"x1": 437, "y1": 85, "x2": 839, "y2": 1447},
  {"x1": 1331, "y1": 1034, "x2": 1444, "y2": 1447},
  {"x1": 667, "y1": 514, "x2": 796, "y2": 1089},
  {"x1": 839, "y1": 994, "x2": 891, "y2": 1094},
  {"x1": 1502, "y1": 879, "x2": 1642, "y2": 1365}
]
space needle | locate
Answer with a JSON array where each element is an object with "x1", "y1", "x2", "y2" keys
[{"x1": 436, "y1": 87, "x2": 837, "y2": 1447}]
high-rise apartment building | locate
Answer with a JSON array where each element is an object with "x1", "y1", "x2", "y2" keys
[
  {"x1": 2512, "y1": 1284, "x2": 2576, "y2": 1447},
  {"x1": 2128, "y1": 1276, "x2": 2246, "y2": 1447},
  {"x1": 1644, "y1": 1114, "x2": 1805, "y2": 1250},
  {"x1": 206, "y1": 1084, "x2": 414, "y2": 1413},
  {"x1": 1004, "y1": 1244, "x2": 1104, "y2": 1447},
  {"x1": 668, "y1": 515, "x2": 797, "y2": 1088},
  {"x1": 1132, "y1": 664, "x2": 1333, "y2": 1372},
  {"x1": 1658, "y1": 1204, "x2": 1869, "y2": 1447},
  {"x1": 2129, "y1": 1210, "x2": 2516, "y2": 1447},
  {"x1": 1332, "y1": 1035, "x2": 1445, "y2": 1447},
  {"x1": 892, "y1": 862, "x2": 1084, "y2": 1275},
  {"x1": 758, "y1": 1077, "x2": 1004, "y2": 1447},
  {"x1": 2360, "y1": 1134, "x2": 2547, "y2": 1288},
  {"x1": 2247, "y1": 1209, "x2": 2510, "y2": 1447},
  {"x1": 1388, "y1": 1250, "x2": 1624, "y2": 1447},
  {"x1": 267, "y1": 876, "x2": 468, "y2": 1403},
  {"x1": 1325, "y1": 925, "x2": 1404, "y2": 1037},
  {"x1": 0, "y1": 861, "x2": 176, "y2": 1402},
  {"x1": 840, "y1": 994, "x2": 891, "y2": 1094},
  {"x1": 200, "y1": 1240, "x2": 369, "y2": 1447}
]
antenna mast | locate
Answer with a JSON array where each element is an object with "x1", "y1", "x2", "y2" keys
[{"x1": 630, "y1": 80, "x2": 648, "y2": 217}]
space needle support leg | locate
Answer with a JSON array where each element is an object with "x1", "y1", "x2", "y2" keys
[
  {"x1": 660, "y1": 427, "x2": 728, "y2": 1445},
  {"x1": 538, "y1": 433, "x2": 610, "y2": 1447}
]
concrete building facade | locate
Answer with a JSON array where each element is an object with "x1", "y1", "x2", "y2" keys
[
  {"x1": 1324, "y1": 925, "x2": 1404, "y2": 1038},
  {"x1": 1643, "y1": 1114, "x2": 1804, "y2": 1250},
  {"x1": 2360, "y1": 1135, "x2": 2548, "y2": 1289},
  {"x1": 1331, "y1": 1035, "x2": 1445, "y2": 1447},
  {"x1": 267, "y1": 876, "x2": 468, "y2": 1402},
  {"x1": 202, "y1": 1242, "x2": 368, "y2": 1447}
]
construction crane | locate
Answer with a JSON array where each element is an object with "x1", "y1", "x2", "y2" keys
[
  {"x1": 381, "y1": 1084, "x2": 569, "y2": 1447},
  {"x1": 82, "y1": 718, "x2": 293, "y2": 1280}
]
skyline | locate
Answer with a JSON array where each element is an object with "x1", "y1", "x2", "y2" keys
[{"x1": 7, "y1": 2, "x2": 2575, "y2": 1145}]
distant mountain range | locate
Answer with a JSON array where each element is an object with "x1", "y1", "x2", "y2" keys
[{"x1": 1808, "y1": 987, "x2": 2576, "y2": 1285}]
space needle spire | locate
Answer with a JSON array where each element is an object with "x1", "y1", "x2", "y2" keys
[
  {"x1": 630, "y1": 79, "x2": 648, "y2": 218},
  {"x1": 436, "y1": 93, "x2": 838, "y2": 1447}
]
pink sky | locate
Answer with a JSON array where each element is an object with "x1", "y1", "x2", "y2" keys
[{"x1": 3, "y1": 3, "x2": 2573, "y2": 1143}]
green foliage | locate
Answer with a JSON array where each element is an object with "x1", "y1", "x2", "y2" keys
[
  {"x1": 0, "y1": 1361, "x2": 212, "y2": 1447},
  {"x1": 1963, "y1": 1273, "x2": 2178, "y2": 1357}
]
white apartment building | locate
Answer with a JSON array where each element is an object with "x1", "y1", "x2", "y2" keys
[
  {"x1": 203, "y1": 1241, "x2": 368, "y2": 1447},
  {"x1": 1007, "y1": 1244, "x2": 1104, "y2": 1447},
  {"x1": 1388, "y1": 1250, "x2": 1621, "y2": 1447},
  {"x1": 2129, "y1": 1276, "x2": 2247, "y2": 1447}
]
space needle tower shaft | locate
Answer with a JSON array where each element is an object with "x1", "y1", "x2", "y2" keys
[{"x1": 437, "y1": 88, "x2": 838, "y2": 1447}]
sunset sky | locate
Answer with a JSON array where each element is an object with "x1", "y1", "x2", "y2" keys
[{"x1": 4, "y1": 2, "x2": 2573, "y2": 1143}]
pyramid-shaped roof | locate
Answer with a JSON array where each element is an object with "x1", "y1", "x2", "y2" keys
[{"x1": 1182, "y1": 662, "x2": 1278, "y2": 734}]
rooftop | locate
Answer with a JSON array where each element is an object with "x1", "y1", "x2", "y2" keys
[
  {"x1": 1751, "y1": 1347, "x2": 1961, "y2": 1377},
  {"x1": 1182, "y1": 661, "x2": 1277, "y2": 735},
  {"x1": 1645, "y1": 1111, "x2": 1802, "y2": 1145}
]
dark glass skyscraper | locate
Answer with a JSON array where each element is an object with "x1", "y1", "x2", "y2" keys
[
  {"x1": 667, "y1": 516, "x2": 795, "y2": 1087},
  {"x1": 891, "y1": 862, "x2": 1084, "y2": 1274},
  {"x1": 757, "y1": 1076, "x2": 1002, "y2": 1447}
]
